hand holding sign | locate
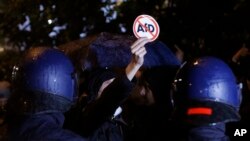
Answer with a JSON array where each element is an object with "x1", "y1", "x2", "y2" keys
[
  {"x1": 133, "y1": 14, "x2": 160, "y2": 41},
  {"x1": 126, "y1": 37, "x2": 150, "y2": 81},
  {"x1": 131, "y1": 37, "x2": 150, "y2": 66}
]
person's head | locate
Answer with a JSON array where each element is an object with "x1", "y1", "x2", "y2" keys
[
  {"x1": 129, "y1": 40, "x2": 181, "y2": 107},
  {"x1": 172, "y1": 56, "x2": 242, "y2": 126},
  {"x1": 129, "y1": 69, "x2": 155, "y2": 106},
  {"x1": 9, "y1": 47, "x2": 78, "y2": 114}
]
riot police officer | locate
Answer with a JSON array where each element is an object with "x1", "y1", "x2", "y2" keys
[
  {"x1": 6, "y1": 47, "x2": 87, "y2": 141},
  {"x1": 171, "y1": 56, "x2": 242, "y2": 141}
]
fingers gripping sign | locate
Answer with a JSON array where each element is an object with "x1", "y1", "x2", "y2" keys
[
  {"x1": 125, "y1": 37, "x2": 150, "y2": 81},
  {"x1": 133, "y1": 14, "x2": 160, "y2": 41},
  {"x1": 130, "y1": 37, "x2": 149, "y2": 66}
]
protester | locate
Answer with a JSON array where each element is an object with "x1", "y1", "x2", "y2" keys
[
  {"x1": 121, "y1": 40, "x2": 181, "y2": 141},
  {"x1": 64, "y1": 37, "x2": 150, "y2": 141}
]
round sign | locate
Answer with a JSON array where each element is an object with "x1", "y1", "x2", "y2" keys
[{"x1": 133, "y1": 14, "x2": 160, "y2": 41}]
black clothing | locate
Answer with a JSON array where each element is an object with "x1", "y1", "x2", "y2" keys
[
  {"x1": 188, "y1": 124, "x2": 230, "y2": 141},
  {"x1": 8, "y1": 112, "x2": 86, "y2": 141},
  {"x1": 64, "y1": 73, "x2": 133, "y2": 141}
]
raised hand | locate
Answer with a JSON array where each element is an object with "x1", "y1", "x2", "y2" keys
[{"x1": 126, "y1": 37, "x2": 150, "y2": 81}]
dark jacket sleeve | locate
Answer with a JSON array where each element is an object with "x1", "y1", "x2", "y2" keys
[{"x1": 79, "y1": 73, "x2": 133, "y2": 136}]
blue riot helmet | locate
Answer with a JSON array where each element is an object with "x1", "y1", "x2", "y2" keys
[
  {"x1": 172, "y1": 56, "x2": 242, "y2": 126},
  {"x1": 11, "y1": 47, "x2": 78, "y2": 113}
]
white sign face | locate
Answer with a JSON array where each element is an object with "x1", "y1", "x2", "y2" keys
[{"x1": 133, "y1": 14, "x2": 160, "y2": 41}]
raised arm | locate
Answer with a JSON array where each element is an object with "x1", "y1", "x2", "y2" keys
[{"x1": 125, "y1": 37, "x2": 149, "y2": 81}]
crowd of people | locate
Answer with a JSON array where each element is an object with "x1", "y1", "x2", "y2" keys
[{"x1": 0, "y1": 31, "x2": 249, "y2": 141}]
